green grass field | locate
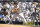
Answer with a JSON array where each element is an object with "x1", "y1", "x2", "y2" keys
[{"x1": 31, "y1": 25, "x2": 40, "y2": 27}]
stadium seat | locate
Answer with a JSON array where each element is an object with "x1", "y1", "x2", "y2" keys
[
  {"x1": 35, "y1": 22, "x2": 40, "y2": 25},
  {"x1": 12, "y1": 21, "x2": 23, "y2": 25},
  {"x1": 0, "y1": 20, "x2": 23, "y2": 24},
  {"x1": 0, "y1": 20, "x2": 6, "y2": 24}
]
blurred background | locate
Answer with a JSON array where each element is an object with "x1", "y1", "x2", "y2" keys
[{"x1": 0, "y1": 0, "x2": 40, "y2": 25}]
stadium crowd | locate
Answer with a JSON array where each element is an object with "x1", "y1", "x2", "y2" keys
[{"x1": 0, "y1": 1, "x2": 40, "y2": 23}]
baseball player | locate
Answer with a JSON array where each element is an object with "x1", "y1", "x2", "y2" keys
[{"x1": 8, "y1": 2, "x2": 27, "y2": 24}]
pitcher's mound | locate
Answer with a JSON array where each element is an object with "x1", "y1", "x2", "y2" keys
[{"x1": 0, "y1": 24, "x2": 30, "y2": 27}]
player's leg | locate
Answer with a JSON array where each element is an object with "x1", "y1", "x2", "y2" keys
[
  {"x1": 36, "y1": 17, "x2": 39, "y2": 26},
  {"x1": 33, "y1": 17, "x2": 35, "y2": 26},
  {"x1": 17, "y1": 15, "x2": 27, "y2": 23},
  {"x1": 8, "y1": 14, "x2": 18, "y2": 24}
]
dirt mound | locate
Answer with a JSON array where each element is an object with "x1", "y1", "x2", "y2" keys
[{"x1": 0, "y1": 24, "x2": 30, "y2": 27}]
